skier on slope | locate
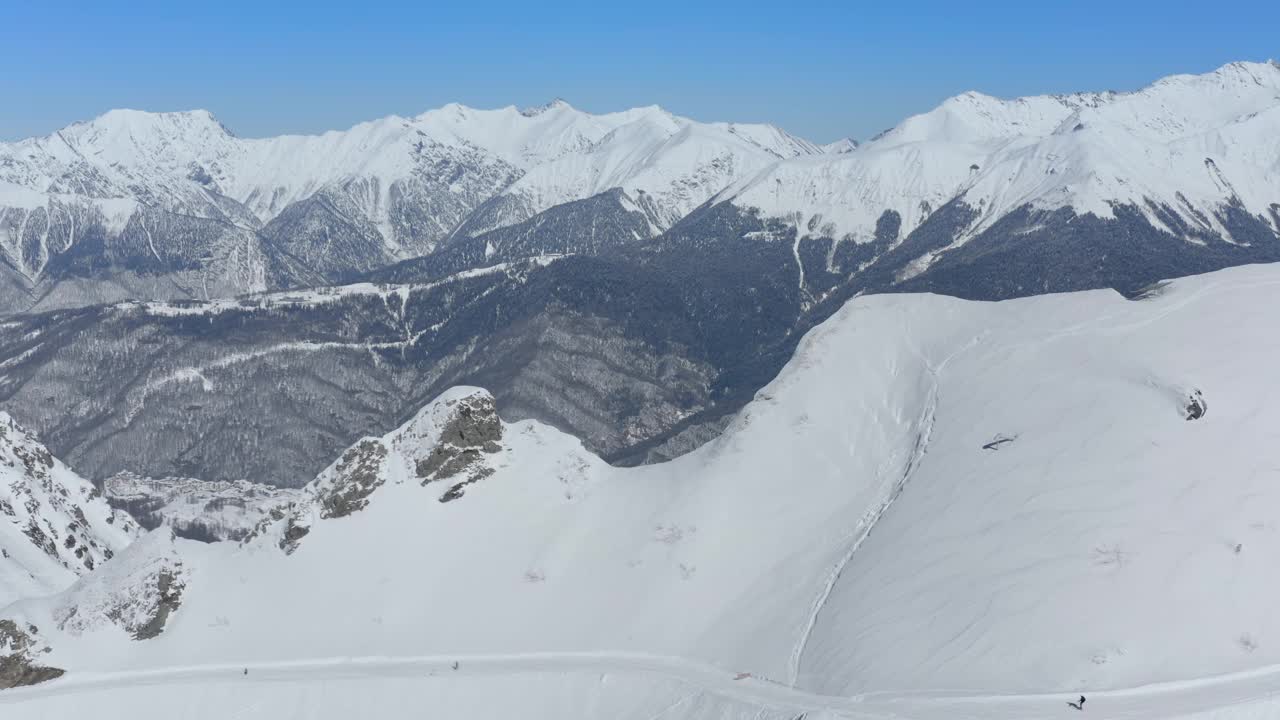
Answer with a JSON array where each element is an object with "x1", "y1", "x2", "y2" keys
[{"x1": 1067, "y1": 695, "x2": 1086, "y2": 711}]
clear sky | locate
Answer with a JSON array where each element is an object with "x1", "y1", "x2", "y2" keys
[{"x1": 3, "y1": 0, "x2": 1277, "y2": 144}]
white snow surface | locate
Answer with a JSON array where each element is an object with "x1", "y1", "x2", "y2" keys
[
  {"x1": 723, "y1": 60, "x2": 1280, "y2": 244},
  {"x1": 4, "y1": 264, "x2": 1280, "y2": 718},
  {"x1": 0, "y1": 413, "x2": 137, "y2": 608}
]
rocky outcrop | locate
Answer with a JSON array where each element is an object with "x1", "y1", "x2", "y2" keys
[
  {"x1": 414, "y1": 394, "x2": 502, "y2": 480},
  {"x1": 128, "y1": 568, "x2": 185, "y2": 640},
  {"x1": 319, "y1": 440, "x2": 390, "y2": 520},
  {"x1": 54, "y1": 529, "x2": 186, "y2": 641},
  {"x1": 268, "y1": 437, "x2": 390, "y2": 554},
  {"x1": 0, "y1": 620, "x2": 63, "y2": 689},
  {"x1": 406, "y1": 392, "x2": 503, "y2": 503},
  {"x1": 1185, "y1": 389, "x2": 1208, "y2": 420},
  {"x1": 256, "y1": 389, "x2": 509, "y2": 554}
]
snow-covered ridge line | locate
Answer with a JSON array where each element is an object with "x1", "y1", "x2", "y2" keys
[{"x1": 721, "y1": 59, "x2": 1280, "y2": 247}]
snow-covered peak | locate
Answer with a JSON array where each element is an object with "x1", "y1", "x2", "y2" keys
[
  {"x1": 57, "y1": 108, "x2": 239, "y2": 183},
  {"x1": 519, "y1": 98, "x2": 573, "y2": 117},
  {"x1": 723, "y1": 59, "x2": 1280, "y2": 246},
  {"x1": 1148, "y1": 59, "x2": 1280, "y2": 95},
  {"x1": 477, "y1": 111, "x2": 823, "y2": 233},
  {"x1": 63, "y1": 108, "x2": 233, "y2": 143},
  {"x1": 821, "y1": 137, "x2": 859, "y2": 154},
  {"x1": 871, "y1": 59, "x2": 1280, "y2": 151},
  {"x1": 869, "y1": 90, "x2": 1103, "y2": 149}
]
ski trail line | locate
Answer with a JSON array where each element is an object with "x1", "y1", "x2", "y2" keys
[
  {"x1": 8, "y1": 649, "x2": 1280, "y2": 720},
  {"x1": 0, "y1": 651, "x2": 885, "y2": 716},
  {"x1": 785, "y1": 336, "x2": 982, "y2": 688}
]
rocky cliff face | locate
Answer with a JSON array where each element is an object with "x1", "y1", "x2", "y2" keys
[{"x1": 51, "y1": 528, "x2": 186, "y2": 641}]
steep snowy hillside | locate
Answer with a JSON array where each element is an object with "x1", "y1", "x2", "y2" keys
[
  {"x1": 3, "y1": 264, "x2": 1280, "y2": 719},
  {"x1": 723, "y1": 60, "x2": 1280, "y2": 256},
  {"x1": 0, "y1": 413, "x2": 137, "y2": 608}
]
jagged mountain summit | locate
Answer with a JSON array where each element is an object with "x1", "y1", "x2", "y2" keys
[{"x1": 3, "y1": 263, "x2": 1280, "y2": 719}]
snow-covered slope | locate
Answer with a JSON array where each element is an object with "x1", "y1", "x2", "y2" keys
[
  {"x1": 0, "y1": 413, "x2": 138, "y2": 608},
  {"x1": 3, "y1": 263, "x2": 1280, "y2": 718},
  {"x1": 723, "y1": 60, "x2": 1280, "y2": 246}
]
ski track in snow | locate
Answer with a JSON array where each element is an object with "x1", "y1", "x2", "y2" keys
[
  {"x1": 785, "y1": 336, "x2": 984, "y2": 688},
  {"x1": 7, "y1": 650, "x2": 1280, "y2": 719}
]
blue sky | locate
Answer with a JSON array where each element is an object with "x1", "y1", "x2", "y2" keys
[{"x1": 3, "y1": 1, "x2": 1277, "y2": 143}]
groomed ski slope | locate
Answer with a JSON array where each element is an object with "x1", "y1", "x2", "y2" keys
[{"x1": 6, "y1": 263, "x2": 1280, "y2": 719}]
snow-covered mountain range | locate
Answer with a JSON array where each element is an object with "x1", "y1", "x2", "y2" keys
[
  {"x1": 3, "y1": 60, "x2": 1276, "y2": 314},
  {"x1": 3, "y1": 262, "x2": 1280, "y2": 719},
  {"x1": 721, "y1": 60, "x2": 1280, "y2": 251},
  {"x1": 0, "y1": 99, "x2": 821, "y2": 311}
]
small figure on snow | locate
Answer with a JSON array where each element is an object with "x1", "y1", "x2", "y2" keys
[
  {"x1": 451, "y1": 661, "x2": 459, "y2": 671},
  {"x1": 243, "y1": 668, "x2": 248, "y2": 676},
  {"x1": 1067, "y1": 695, "x2": 1086, "y2": 711}
]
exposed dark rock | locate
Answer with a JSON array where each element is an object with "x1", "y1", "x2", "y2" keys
[
  {"x1": 54, "y1": 535, "x2": 187, "y2": 642},
  {"x1": 1185, "y1": 389, "x2": 1207, "y2": 421},
  {"x1": 319, "y1": 440, "x2": 390, "y2": 519},
  {"x1": 0, "y1": 620, "x2": 64, "y2": 689},
  {"x1": 278, "y1": 514, "x2": 310, "y2": 555},
  {"x1": 415, "y1": 395, "x2": 503, "y2": 486},
  {"x1": 437, "y1": 469, "x2": 495, "y2": 504},
  {"x1": 129, "y1": 570, "x2": 184, "y2": 640}
]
